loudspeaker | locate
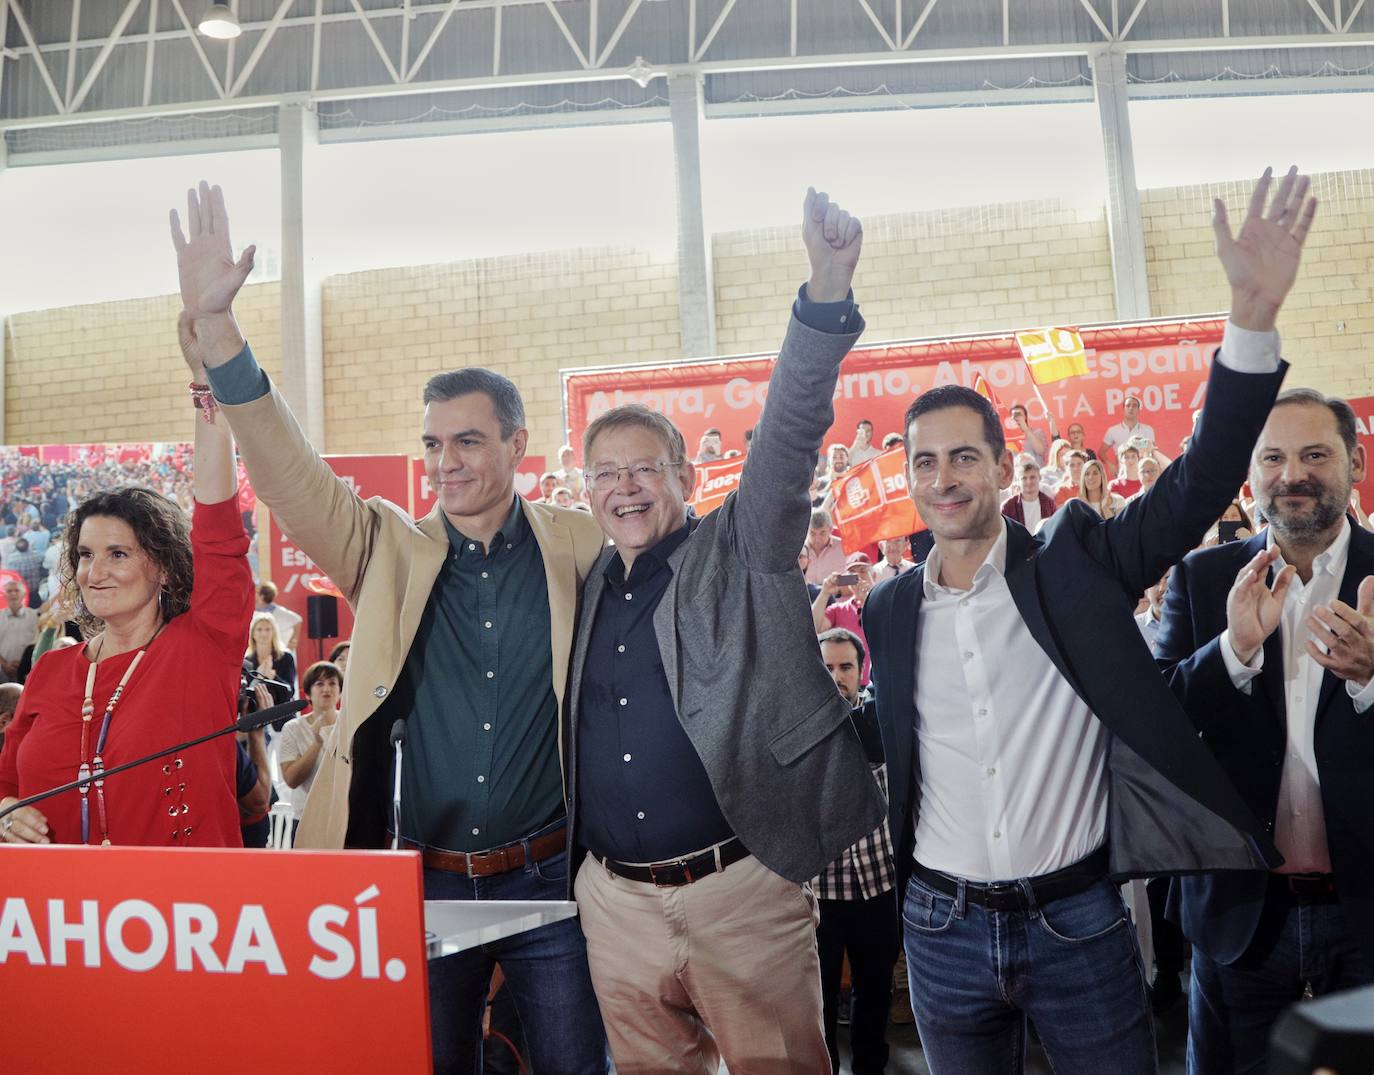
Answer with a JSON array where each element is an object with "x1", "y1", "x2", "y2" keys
[{"x1": 306, "y1": 594, "x2": 339, "y2": 640}]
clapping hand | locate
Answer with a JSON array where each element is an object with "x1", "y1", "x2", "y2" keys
[
  {"x1": 1213, "y1": 166, "x2": 1318, "y2": 332},
  {"x1": 1304, "y1": 577, "x2": 1374, "y2": 687},
  {"x1": 802, "y1": 188, "x2": 863, "y2": 304},
  {"x1": 1227, "y1": 546, "x2": 1295, "y2": 665}
]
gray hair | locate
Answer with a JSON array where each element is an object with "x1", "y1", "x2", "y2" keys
[
  {"x1": 1269, "y1": 388, "x2": 1358, "y2": 457},
  {"x1": 422, "y1": 368, "x2": 526, "y2": 440},
  {"x1": 582, "y1": 405, "x2": 688, "y2": 466}
]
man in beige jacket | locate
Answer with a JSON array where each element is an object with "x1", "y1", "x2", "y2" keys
[{"x1": 170, "y1": 182, "x2": 607, "y2": 1074}]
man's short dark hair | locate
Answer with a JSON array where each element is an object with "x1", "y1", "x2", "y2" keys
[
  {"x1": 1270, "y1": 388, "x2": 1358, "y2": 457},
  {"x1": 818, "y1": 627, "x2": 866, "y2": 669},
  {"x1": 422, "y1": 368, "x2": 526, "y2": 440},
  {"x1": 704, "y1": 427, "x2": 721, "y2": 437},
  {"x1": 881, "y1": 432, "x2": 903, "y2": 449},
  {"x1": 857, "y1": 419, "x2": 873, "y2": 430},
  {"x1": 810, "y1": 508, "x2": 832, "y2": 531},
  {"x1": 1066, "y1": 450, "x2": 1087, "y2": 463},
  {"x1": 903, "y1": 386, "x2": 1006, "y2": 459}
]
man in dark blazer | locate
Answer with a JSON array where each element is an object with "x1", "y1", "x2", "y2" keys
[
  {"x1": 862, "y1": 167, "x2": 1315, "y2": 1074},
  {"x1": 1156, "y1": 388, "x2": 1374, "y2": 1074},
  {"x1": 565, "y1": 190, "x2": 885, "y2": 1074}
]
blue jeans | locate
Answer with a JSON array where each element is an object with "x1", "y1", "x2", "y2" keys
[
  {"x1": 1188, "y1": 896, "x2": 1371, "y2": 1075},
  {"x1": 425, "y1": 844, "x2": 609, "y2": 1075},
  {"x1": 902, "y1": 872, "x2": 1156, "y2": 1074}
]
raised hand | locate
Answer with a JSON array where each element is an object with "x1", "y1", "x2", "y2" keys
[
  {"x1": 1213, "y1": 166, "x2": 1318, "y2": 332},
  {"x1": 169, "y1": 181, "x2": 256, "y2": 322},
  {"x1": 1304, "y1": 576, "x2": 1374, "y2": 686},
  {"x1": 802, "y1": 188, "x2": 863, "y2": 304},
  {"x1": 1226, "y1": 546, "x2": 1295, "y2": 665}
]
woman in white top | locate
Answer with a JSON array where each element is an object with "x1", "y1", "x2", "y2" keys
[{"x1": 276, "y1": 659, "x2": 341, "y2": 821}]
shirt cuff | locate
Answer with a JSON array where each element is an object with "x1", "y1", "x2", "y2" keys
[
  {"x1": 1221, "y1": 628, "x2": 1263, "y2": 693},
  {"x1": 1346, "y1": 675, "x2": 1374, "y2": 713},
  {"x1": 1215, "y1": 320, "x2": 1281, "y2": 374},
  {"x1": 205, "y1": 341, "x2": 272, "y2": 405},
  {"x1": 793, "y1": 284, "x2": 859, "y2": 335}
]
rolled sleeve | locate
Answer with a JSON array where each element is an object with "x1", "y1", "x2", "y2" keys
[{"x1": 205, "y1": 341, "x2": 272, "y2": 405}]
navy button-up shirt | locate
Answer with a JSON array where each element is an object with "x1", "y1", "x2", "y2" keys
[
  {"x1": 398, "y1": 498, "x2": 565, "y2": 852},
  {"x1": 577, "y1": 521, "x2": 734, "y2": 863}
]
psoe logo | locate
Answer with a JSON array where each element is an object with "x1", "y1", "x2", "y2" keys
[{"x1": 0, "y1": 884, "x2": 411, "y2": 982}]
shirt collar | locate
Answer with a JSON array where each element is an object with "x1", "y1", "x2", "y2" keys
[
  {"x1": 1267, "y1": 515, "x2": 1351, "y2": 581},
  {"x1": 923, "y1": 520, "x2": 1009, "y2": 599},
  {"x1": 605, "y1": 519, "x2": 692, "y2": 587},
  {"x1": 443, "y1": 495, "x2": 527, "y2": 555}
]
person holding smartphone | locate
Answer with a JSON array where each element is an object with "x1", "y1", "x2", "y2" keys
[
  {"x1": 813, "y1": 553, "x2": 875, "y2": 684},
  {"x1": 1213, "y1": 500, "x2": 1256, "y2": 545}
]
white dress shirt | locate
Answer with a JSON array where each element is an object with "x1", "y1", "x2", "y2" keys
[
  {"x1": 1220, "y1": 518, "x2": 1374, "y2": 874},
  {"x1": 878, "y1": 558, "x2": 916, "y2": 579},
  {"x1": 914, "y1": 524, "x2": 1111, "y2": 881},
  {"x1": 911, "y1": 319, "x2": 1283, "y2": 883}
]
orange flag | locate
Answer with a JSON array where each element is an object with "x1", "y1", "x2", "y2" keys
[
  {"x1": 690, "y1": 457, "x2": 746, "y2": 516},
  {"x1": 831, "y1": 447, "x2": 923, "y2": 553}
]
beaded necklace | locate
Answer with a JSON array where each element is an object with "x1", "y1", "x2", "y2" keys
[{"x1": 78, "y1": 627, "x2": 160, "y2": 845}]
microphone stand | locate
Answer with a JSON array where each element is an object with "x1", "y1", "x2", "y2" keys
[
  {"x1": 390, "y1": 718, "x2": 407, "y2": 852},
  {"x1": 0, "y1": 699, "x2": 307, "y2": 826}
]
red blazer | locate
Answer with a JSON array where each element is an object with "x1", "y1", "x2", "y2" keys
[{"x1": 1000, "y1": 491, "x2": 1057, "y2": 525}]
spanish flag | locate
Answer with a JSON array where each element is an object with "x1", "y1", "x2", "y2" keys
[{"x1": 1015, "y1": 327, "x2": 1089, "y2": 385}]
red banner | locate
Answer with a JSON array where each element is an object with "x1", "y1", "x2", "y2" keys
[
  {"x1": 0, "y1": 845, "x2": 431, "y2": 1073},
  {"x1": 564, "y1": 318, "x2": 1227, "y2": 471},
  {"x1": 410, "y1": 455, "x2": 548, "y2": 519},
  {"x1": 265, "y1": 454, "x2": 412, "y2": 652},
  {"x1": 1349, "y1": 395, "x2": 1374, "y2": 510},
  {"x1": 832, "y1": 447, "x2": 923, "y2": 551},
  {"x1": 690, "y1": 457, "x2": 745, "y2": 515}
]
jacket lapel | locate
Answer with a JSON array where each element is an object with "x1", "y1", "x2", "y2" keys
[
  {"x1": 568, "y1": 548, "x2": 614, "y2": 726},
  {"x1": 524, "y1": 503, "x2": 577, "y2": 712},
  {"x1": 1001, "y1": 522, "x2": 1084, "y2": 697}
]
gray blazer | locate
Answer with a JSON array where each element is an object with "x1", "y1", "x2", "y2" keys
[{"x1": 566, "y1": 314, "x2": 887, "y2": 883}]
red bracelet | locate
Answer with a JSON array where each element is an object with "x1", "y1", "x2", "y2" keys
[{"x1": 189, "y1": 382, "x2": 218, "y2": 424}]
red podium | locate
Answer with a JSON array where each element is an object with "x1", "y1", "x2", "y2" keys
[{"x1": 0, "y1": 846, "x2": 433, "y2": 1072}]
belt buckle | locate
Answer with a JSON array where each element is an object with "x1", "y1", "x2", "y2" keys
[
  {"x1": 983, "y1": 881, "x2": 1020, "y2": 910},
  {"x1": 649, "y1": 859, "x2": 691, "y2": 887},
  {"x1": 463, "y1": 851, "x2": 475, "y2": 876}
]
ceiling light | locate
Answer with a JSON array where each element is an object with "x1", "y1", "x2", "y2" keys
[
  {"x1": 198, "y1": 3, "x2": 241, "y2": 40},
  {"x1": 627, "y1": 56, "x2": 654, "y2": 88}
]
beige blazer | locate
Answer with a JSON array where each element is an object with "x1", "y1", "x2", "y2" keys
[{"x1": 222, "y1": 387, "x2": 604, "y2": 849}]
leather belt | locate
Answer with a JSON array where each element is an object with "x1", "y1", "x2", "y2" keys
[
  {"x1": 596, "y1": 837, "x2": 749, "y2": 888},
  {"x1": 1271, "y1": 871, "x2": 1339, "y2": 903},
  {"x1": 420, "y1": 826, "x2": 566, "y2": 878},
  {"x1": 911, "y1": 847, "x2": 1110, "y2": 913}
]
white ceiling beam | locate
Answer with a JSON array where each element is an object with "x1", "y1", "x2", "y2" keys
[
  {"x1": 142, "y1": 0, "x2": 158, "y2": 106},
  {"x1": 348, "y1": 0, "x2": 403, "y2": 83},
  {"x1": 903, "y1": 0, "x2": 939, "y2": 49},
  {"x1": 0, "y1": 1, "x2": 12, "y2": 117},
  {"x1": 693, "y1": 0, "x2": 739, "y2": 62},
  {"x1": 1301, "y1": 0, "x2": 1339, "y2": 32},
  {"x1": 1119, "y1": 0, "x2": 1151, "y2": 40},
  {"x1": 406, "y1": 0, "x2": 463, "y2": 83},
  {"x1": 595, "y1": 0, "x2": 645, "y2": 68},
  {"x1": 1076, "y1": 0, "x2": 1113, "y2": 40},
  {"x1": 1345, "y1": 0, "x2": 1368, "y2": 29},
  {"x1": 855, "y1": 0, "x2": 899, "y2": 50},
  {"x1": 542, "y1": 0, "x2": 591, "y2": 69},
  {"x1": 8, "y1": 0, "x2": 68, "y2": 113},
  {"x1": 229, "y1": 0, "x2": 295, "y2": 98},
  {"x1": 65, "y1": 0, "x2": 81, "y2": 108},
  {"x1": 68, "y1": 0, "x2": 143, "y2": 114},
  {"x1": 401, "y1": 0, "x2": 412, "y2": 80},
  {"x1": 168, "y1": 0, "x2": 227, "y2": 98}
]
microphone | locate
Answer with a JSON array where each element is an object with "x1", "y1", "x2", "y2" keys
[
  {"x1": 0, "y1": 698, "x2": 308, "y2": 827},
  {"x1": 390, "y1": 718, "x2": 407, "y2": 852},
  {"x1": 238, "y1": 698, "x2": 308, "y2": 734}
]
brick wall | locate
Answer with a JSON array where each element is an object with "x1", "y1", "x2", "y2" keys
[
  {"x1": 1142, "y1": 169, "x2": 1374, "y2": 400},
  {"x1": 4, "y1": 169, "x2": 1370, "y2": 461},
  {"x1": 3, "y1": 282, "x2": 283, "y2": 445}
]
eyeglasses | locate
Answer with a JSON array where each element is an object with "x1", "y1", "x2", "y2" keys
[{"x1": 587, "y1": 460, "x2": 684, "y2": 491}]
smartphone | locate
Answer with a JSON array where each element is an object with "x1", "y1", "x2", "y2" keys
[
  {"x1": 1218, "y1": 520, "x2": 1243, "y2": 543},
  {"x1": 835, "y1": 573, "x2": 860, "y2": 586}
]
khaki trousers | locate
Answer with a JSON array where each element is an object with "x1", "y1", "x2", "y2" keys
[{"x1": 575, "y1": 852, "x2": 831, "y2": 1075}]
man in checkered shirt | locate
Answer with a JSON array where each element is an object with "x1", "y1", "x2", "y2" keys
[{"x1": 814, "y1": 627, "x2": 899, "y2": 1075}]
